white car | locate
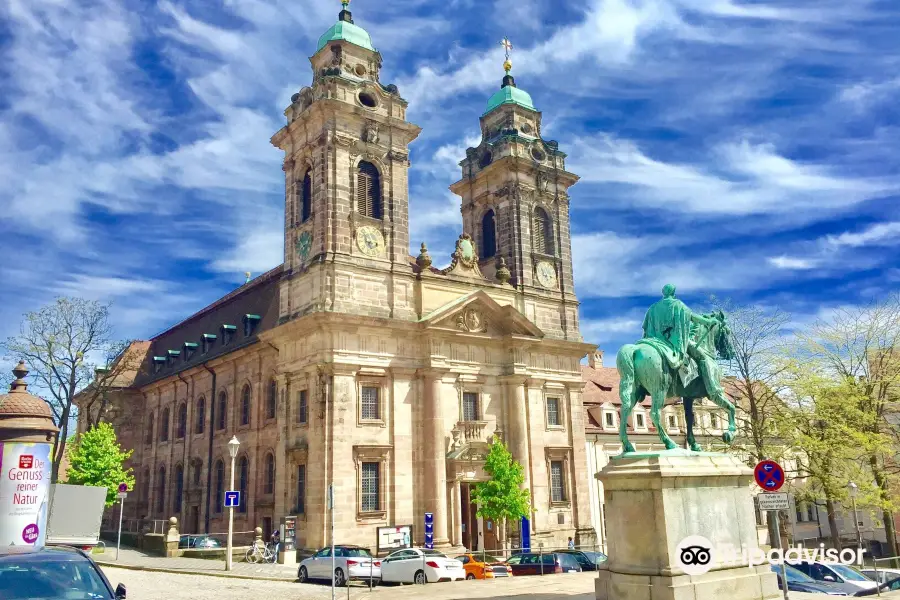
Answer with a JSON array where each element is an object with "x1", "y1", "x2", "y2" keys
[
  {"x1": 380, "y1": 548, "x2": 465, "y2": 584},
  {"x1": 791, "y1": 561, "x2": 878, "y2": 591},
  {"x1": 861, "y1": 567, "x2": 900, "y2": 585},
  {"x1": 297, "y1": 545, "x2": 381, "y2": 586}
]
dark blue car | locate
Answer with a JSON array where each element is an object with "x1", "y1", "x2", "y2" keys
[{"x1": 0, "y1": 545, "x2": 126, "y2": 600}]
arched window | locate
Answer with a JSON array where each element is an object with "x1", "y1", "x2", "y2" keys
[
  {"x1": 195, "y1": 397, "x2": 205, "y2": 435},
  {"x1": 240, "y1": 384, "x2": 251, "y2": 426},
  {"x1": 217, "y1": 391, "x2": 227, "y2": 430},
  {"x1": 533, "y1": 207, "x2": 555, "y2": 255},
  {"x1": 157, "y1": 466, "x2": 166, "y2": 515},
  {"x1": 214, "y1": 460, "x2": 224, "y2": 514},
  {"x1": 301, "y1": 171, "x2": 312, "y2": 222},
  {"x1": 356, "y1": 161, "x2": 382, "y2": 219},
  {"x1": 266, "y1": 379, "x2": 277, "y2": 420},
  {"x1": 176, "y1": 403, "x2": 187, "y2": 439},
  {"x1": 264, "y1": 453, "x2": 275, "y2": 494},
  {"x1": 160, "y1": 408, "x2": 170, "y2": 442},
  {"x1": 146, "y1": 414, "x2": 154, "y2": 445},
  {"x1": 238, "y1": 456, "x2": 249, "y2": 513},
  {"x1": 481, "y1": 209, "x2": 497, "y2": 259},
  {"x1": 174, "y1": 464, "x2": 184, "y2": 513}
]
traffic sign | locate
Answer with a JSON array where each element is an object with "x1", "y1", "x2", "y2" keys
[
  {"x1": 757, "y1": 492, "x2": 790, "y2": 511},
  {"x1": 118, "y1": 483, "x2": 128, "y2": 493},
  {"x1": 224, "y1": 490, "x2": 241, "y2": 508},
  {"x1": 424, "y1": 512, "x2": 434, "y2": 549},
  {"x1": 117, "y1": 492, "x2": 128, "y2": 500},
  {"x1": 754, "y1": 460, "x2": 785, "y2": 491}
]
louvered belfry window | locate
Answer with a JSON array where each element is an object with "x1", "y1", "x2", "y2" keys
[
  {"x1": 533, "y1": 207, "x2": 555, "y2": 255},
  {"x1": 357, "y1": 161, "x2": 382, "y2": 218},
  {"x1": 301, "y1": 171, "x2": 311, "y2": 222}
]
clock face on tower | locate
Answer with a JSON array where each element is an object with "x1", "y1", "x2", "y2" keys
[
  {"x1": 536, "y1": 260, "x2": 557, "y2": 289},
  {"x1": 356, "y1": 225, "x2": 385, "y2": 257}
]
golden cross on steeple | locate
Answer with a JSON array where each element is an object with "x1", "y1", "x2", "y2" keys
[
  {"x1": 500, "y1": 37, "x2": 513, "y2": 74},
  {"x1": 341, "y1": 0, "x2": 350, "y2": 7}
]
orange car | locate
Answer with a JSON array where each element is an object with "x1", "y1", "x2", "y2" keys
[{"x1": 455, "y1": 553, "x2": 513, "y2": 579}]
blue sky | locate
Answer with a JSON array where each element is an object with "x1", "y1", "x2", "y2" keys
[{"x1": 1, "y1": 0, "x2": 898, "y2": 365}]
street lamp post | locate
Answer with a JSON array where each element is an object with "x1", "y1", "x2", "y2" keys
[
  {"x1": 848, "y1": 482, "x2": 863, "y2": 551},
  {"x1": 226, "y1": 436, "x2": 241, "y2": 571}
]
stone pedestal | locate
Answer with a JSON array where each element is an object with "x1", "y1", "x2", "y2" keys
[{"x1": 595, "y1": 451, "x2": 779, "y2": 600}]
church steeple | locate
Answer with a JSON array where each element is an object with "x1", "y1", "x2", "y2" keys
[
  {"x1": 270, "y1": 0, "x2": 422, "y2": 322},
  {"x1": 449, "y1": 37, "x2": 582, "y2": 341}
]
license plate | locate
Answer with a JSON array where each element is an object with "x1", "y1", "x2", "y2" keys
[{"x1": 447, "y1": 564, "x2": 459, "y2": 569}]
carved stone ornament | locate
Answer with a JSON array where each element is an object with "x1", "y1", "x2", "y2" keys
[
  {"x1": 464, "y1": 308, "x2": 484, "y2": 332},
  {"x1": 334, "y1": 133, "x2": 355, "y2": 148},
  {"x1": 363, "y1": 121, "x2": 379, "y2": 144},
  {"x1": 388, "y1": 149, "x2": 408, "y2": 162},
  {"x1": 331, "y1": 45, "x2": 342, "y2": 67},
  {"x1": 536, "y1": 170, "x2": 550, "y2": 193},
  {"x1": 440, "y1": 233, "x2": 487, "y2": 279},
  {"x1": 494, "y1": 184, "x2": 512, "y2": 199}
]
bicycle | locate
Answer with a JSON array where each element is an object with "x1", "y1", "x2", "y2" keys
[{"x1": 244, "y1": 541, "x2": 277, "y2": 564}]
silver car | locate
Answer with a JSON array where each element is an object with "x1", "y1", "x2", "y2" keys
[{"x1": 297, "y1": 545, "x2": 381, "y2": 586}]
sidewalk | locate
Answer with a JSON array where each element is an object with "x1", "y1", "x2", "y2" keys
[{"x1": 93, "y1": 546, "x2": 299, "y2": 581}]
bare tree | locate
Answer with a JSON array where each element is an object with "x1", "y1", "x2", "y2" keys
[
  {"x1": 708, "y1": 298, "x2": 793, "y2": 548},
  {"x1": 799, "y1": 294, "x2": 900, "y2": 559},
  {"x1": 2, "y1": 297, "x2": 119, "y2": 483},
  {"x1": 77, "y1": 340, "x2": 144, "y2": 431}
]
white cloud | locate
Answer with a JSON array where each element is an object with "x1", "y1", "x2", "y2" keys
[
  {"x1": 567, "y1": 134, "x2": 896, "y2": 216},
  {"x1": 825, "y1": 221, "x2": 900, "y2": 249},
  {"x1": 768, "y1": 256, "x2": 818, "y2": 270}
]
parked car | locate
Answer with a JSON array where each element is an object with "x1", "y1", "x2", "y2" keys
[
  {"x1": 559, "y1": 550, "x2": 607, "y2": 572},
  {"x1": 380, "y1": 548, "x2": 464, "y2": 584},
  {"x1": 854, "y1": 576, "x2": 900, "y2": 596},
  {"x1": 504, "y1": 554, "x2": 524, "y2": 566},
  {"x1": 770, "y1": 564, "x2": 854, "y2": 595},
  {"x1": 179, "y1": 535, "x2": 222, "y2": 549},
  {"x1": 508, "y1": 552, "x2": 582, "y2": 576},
  {"x1": 860, "y1": 567, "x2": 900, "y2": 585},
  {"x1": 0, "y1": 545, "x2": 126, "y2": 600},
  {"x1": 297, "y1": 545, "x2": 381, "y2": 586},
  {"x1": 789, "y1": 561, "x2": 878, "y2": 592},
  {"x1": 454, "y1": 553, "x2": 512, "y2": 579}
]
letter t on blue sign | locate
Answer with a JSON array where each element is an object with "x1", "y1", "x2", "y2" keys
[{"x1": 224, "y1": 490, "x2": 241, "y2": 508}]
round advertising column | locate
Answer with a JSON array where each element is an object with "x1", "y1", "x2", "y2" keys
[{"x1": 0, "y1": 361, "x2": 59, "y2": 547}]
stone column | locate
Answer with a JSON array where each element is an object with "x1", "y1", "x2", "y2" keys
[
  {"x1": 502, "y1": 376, "x2": 531, "y2": 490},
  {"x1": 453, "y1": 479, "x2": 463, "y2": 547},
  {"x1": 423, "y1": 370, "x2": 449, "y2": 547}
]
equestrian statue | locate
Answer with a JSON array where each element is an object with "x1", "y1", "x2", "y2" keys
[{"x1": 616, "y1": 284, "x2": 736, "y2": 454}]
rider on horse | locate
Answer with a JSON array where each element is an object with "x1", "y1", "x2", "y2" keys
[{"x1": 638, "y1": 284, "x2": 722, "y2": 396}]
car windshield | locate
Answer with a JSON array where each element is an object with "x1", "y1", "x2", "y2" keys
[
  {"x1": 421, "y1": 549, "x2": 446, "y2": 558},
  {"x1": 0, "y1": 558, "x2": 112, "y2": 600},
  {"x1": 777, "y1": 565, "x2": 815, "y2": 583},
  {"x1": 476, "y1": 555, "x2": 501, "y2": 563},
  {"x1": 585, "y1": 552, "x2": 608, "y2": 563},
  {"x1": 340, "y1": 548, "x2": 372, "y2": 558},
  {"x1": 829, "y1": 564, "x2": 870, "y2": 582}
]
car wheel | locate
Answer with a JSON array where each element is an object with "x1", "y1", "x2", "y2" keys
[
  {"x1": 466, "y1": 573, "x2": 476, "y2": 580},
  {"x1": 334, "y1": 568, "x2": 346, "y2": 587},
  {"x1": 298, "y1": 566, "x2": 308, "y2": 583},
  {"x1": 414, "y1": 570, "x2": 426, "y2": 585}
]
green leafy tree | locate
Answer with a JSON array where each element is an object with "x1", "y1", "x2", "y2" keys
[
  {"x1": 66, "y1": 422, "x2": 135, "y2": 506},
  {"x1": 471, "y1": 438, "x2": 531, "y2": 551}
]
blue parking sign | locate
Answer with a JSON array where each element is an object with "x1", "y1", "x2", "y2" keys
[{"x1": 224, "y1": 490, "x2": 241, "y2": 508}]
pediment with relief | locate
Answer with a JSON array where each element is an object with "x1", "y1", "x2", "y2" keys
[{"x1": 420, "y1": 290, "x2": 544, "y2": 338}]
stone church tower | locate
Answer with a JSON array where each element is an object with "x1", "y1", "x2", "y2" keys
[
  {"x1": 272, "y1": 1, "x2": 421, "y2": 322},
  {"x1": 450, "y1": 53, "x2": 581, "y2": 342}
]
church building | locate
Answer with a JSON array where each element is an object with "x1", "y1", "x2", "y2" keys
[{"x1": 84, "y1": 2, "x2": 597, "y2": 553}]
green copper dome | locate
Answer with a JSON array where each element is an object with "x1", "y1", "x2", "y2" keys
[
  {"x1": 484, "y1": 79, "x2": 536, "y2": 115},
  {"x1": 317, "y1": 20, "x2": 375, "y2": 53}
]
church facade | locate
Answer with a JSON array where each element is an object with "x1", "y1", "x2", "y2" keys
[{"x1": 85, "y1": 4, "x2": 598, "y2": 553}]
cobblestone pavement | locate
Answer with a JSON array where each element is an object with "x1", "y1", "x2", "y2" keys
[
  {"x1": 94, "y1": 546, "x2": 297, "y2": 580},
  {"x1": 98, "y1": 566, "x2": 599, "y2": 600}
]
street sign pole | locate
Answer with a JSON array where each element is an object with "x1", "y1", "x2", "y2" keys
[
  {"x1": 116, "y1": 483, "x2": 128, "y2": 561},
  {"x1": 770, "y1": 508, "x2": 789, "y2": 600},
  {"x1": 329, "y1": 484, "x2": 335, "y2": 600}
]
